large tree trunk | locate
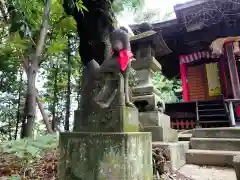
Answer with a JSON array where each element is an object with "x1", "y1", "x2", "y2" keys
[
  {"x1": 77, "y1": 65, "x2": 82, "y2": 109},
  {"x1": 51, "y1": 65, "x2": 58, "y2": 132},
  {"x1": 14, "y1": 70, "x2": 23, "y2": 140},
  {"x1": 65, "y1": 35, "x2": 72, "y2": 131},
  {"x1": 7, "y1": 105, "x2": 12, "y2": 140},
  {"x1": 24, "y1": 59, "x2": 38, "y2": 137},
  {"x1": 23, "y1": 0, "x2": 51, "y2": 137},
  {"x1": 63, "y1": 0, "x2": 114, "y2": 131}
]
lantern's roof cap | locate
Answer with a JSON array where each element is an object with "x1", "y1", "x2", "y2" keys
[
  {"x1": 130, "y1": 30, "x2": 172, "y2": 56},
  {"x1": 130, "y1": 30, "x2": 157, "y2": 43}
]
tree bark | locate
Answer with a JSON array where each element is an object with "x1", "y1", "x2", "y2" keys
[
  {"x1": 22, "y1": 59, "x2": 54, "y2": 134},
  {"x1": 65, "y1": 35, "x2": 72, "y2": 131},
  {"x1": 7, "y1": 105, "x2": 12, "y2": 140},
  {"x1": 14, "y1": 70, "x2": 23, "y2": 140},
  {"x1": 0, "y1": 0, "x2": 8, "y2": 22},
  {"x1": 51, "y1": 65, "x2": 58, "y2": 132},
  {"x1": 36, "y1": 93, "x2": 54, "y2": 134},
  {"x1": 62, "y1": 0, "x2": 115, "y2": 131},
  {"x1": 23, "y1": 0, "x2": 51, "y2": 137},
  {"x1": 77, "y1": 65, "x2": 82, "y2": 109},
  {"x1": 24, "y1": 59, "x2": 38, "y2": 137}
]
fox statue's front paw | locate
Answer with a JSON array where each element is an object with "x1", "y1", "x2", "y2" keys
[
  {"x1": 95, "y1": 101, "x2": 109, "y2": 108},
  {"x1": 125, "y1": 101, "x2": 135, "y2": 108}
]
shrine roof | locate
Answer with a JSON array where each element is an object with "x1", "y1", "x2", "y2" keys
[
  {"x1": 174, "y1": 0, "x2": 213, "y2": 11},
  {"x1": 129, "y1": 0, "x2": 240, "y2": 78}
]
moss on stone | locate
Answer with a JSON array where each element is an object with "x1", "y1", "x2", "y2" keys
[
  {"x1": 130, "y1": 30, "x2": 156, "y2": 41},
  {"x1": 58, "y1": 132, "x2": 153, "y2": 180},
  {"x1": 122, "y1": 106, "x2": 139, "y2": 132}
]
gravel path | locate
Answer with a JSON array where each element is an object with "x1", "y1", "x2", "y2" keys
[{"x1": 178, "y1": 164, "x2": 237, "y2": 180}]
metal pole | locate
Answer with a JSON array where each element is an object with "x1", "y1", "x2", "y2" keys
[
  {"x1": 229, "y1": 101, "x2": 236, "y2": 127},
  {"x1": 196, "y1": 101, "x2": 200, "y2": 128}
]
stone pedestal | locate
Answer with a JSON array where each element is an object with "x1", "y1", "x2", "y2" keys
[
  {"x1": 139, "y1": 111, "x2": 178, "y2": 142},
  {"x1": 233, "y1": 155, "x2": 240, "y2": 180},
  {"x1": 143, "y1": 126, "x2": 178, "y2": 142},
  {"x1": 131, "y1": 55, "x2": 175, "y2": 142},
  {"x1": 58, "y1": 132, "x2": 153, "y2": 180}
]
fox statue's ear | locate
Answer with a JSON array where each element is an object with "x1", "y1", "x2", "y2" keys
[
  {"x1": 113, "y1": 20, "x2": 120, "y2": 29},
  {"x1": 113, "y1": 19, "x2": 134, "y2": 37},
  {"x1": 120, "y1": 26, "x2": 129, "y2": 33}
]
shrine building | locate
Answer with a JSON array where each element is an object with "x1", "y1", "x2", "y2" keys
[{"x1": 130, "y1": 0, "x2": 240, "y2": 130}]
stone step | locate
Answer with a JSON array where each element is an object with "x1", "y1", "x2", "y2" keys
[
  {"x1": 186, "y1": 149, "x2": 240, "y2": 167},
  {"x1": 190, "y1": 138, "x2": 240, "y2": 151},
  {"x1": 192, "y1": 127, "x2": 240, "y2": 138},
  {"x1": 178, "y1": 133, "x2": 192, "y2": 141}
]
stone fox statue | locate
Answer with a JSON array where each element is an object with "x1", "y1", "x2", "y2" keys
[{"x1": 88, "y1": 28, "x2": 135, "y2": 108}]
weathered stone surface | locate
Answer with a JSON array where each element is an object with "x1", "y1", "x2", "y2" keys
[
  {"x1": 132, "y1": 94, "x2": 161, "y2": 111},
  {"x1": 74, "y1": 106, "x2": 139, "y2": 132},
  {"x1": 139, "y1": 111, "x2": 170, "y2": 128},
  {"x1": 143, "y1": 126, "x2": 178, "y2": 142},
  {"x1": 134, "y1": 69, "x2": 154, "y2": 87},
  {"x1": 132, "y1": 86, "x2": 154, "y2": 96},
  {"x1": 58, "y1": 132, "x2": 153, "y2": 180},
  {"x1": 130, "y1": 31, "x2": 171, "y2": 57},
  {"x1": 132, "y1": 56, "x2": 161, "y2": 72},
  {"x1": 233, "y1": 155, "x2": 240, "y2": 180},
  {"x1": 152, "y1": 142, "x2": 188, "y2": 170}
]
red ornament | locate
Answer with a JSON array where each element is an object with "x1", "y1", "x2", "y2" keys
[
  {"x1": 111, "y1": 49, "x2": 134, "y2": 72},
  {"x1": 118, "y1": 49, "x2": 134, "y2": 71}
]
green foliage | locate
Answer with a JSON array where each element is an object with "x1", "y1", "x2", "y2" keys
[
  {"x1": 153, "y1": 72, "x2": 182, "y2": 103},
  {"x1": 0, "y1": 0, "x2": 149, "y2": 139},
  {"x1": 129, "y1": 68, "x2": 139, "y2": 87},
  {"x1": 112, "y1": 0, "x2": 145, "y2": 13},
  {"x1": 10, "y1": 176, "x2": 23, "y2": 180},
  {"x1": 0, "y1": 135, "x2": 57, "y2": 166},
  {"x1": 133, "y1": 8, "x2": 174, "y2": 23}
]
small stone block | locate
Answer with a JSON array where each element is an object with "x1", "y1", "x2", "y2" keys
[
  {"x1": 74, "y1": 106, "x2": 139, "y2": 132},
  {"x1": 132, "y1": 85, "x2": 154, "y2": 96},
  {"x1": 143, "y1": 126, "x2": 178, "y2": 142},
  {"x1": 139, "y1": 111, "x2": 170, "y2": 129},
  {"x1": 58, "y1": 132, "x2": 153, "y2": 180},
  {"x1": 233, "y1": 155, "x2": 240, "y2": 180},
  {"x1": 152, "y1": 142, "x2": 188, "y2": 170}
]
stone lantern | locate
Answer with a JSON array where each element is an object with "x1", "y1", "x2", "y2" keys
[{"x1": 130, "y1": 23, "x2": 177, "y2": 142}]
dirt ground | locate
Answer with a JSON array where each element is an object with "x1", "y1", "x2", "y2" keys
[{"x1": 178, "y1": 164, "x2": 237, "y2": 180}]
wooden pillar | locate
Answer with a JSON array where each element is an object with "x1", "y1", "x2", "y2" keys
[
  {"x1": 219, "y1": 56, "x2": 228, "y2": 97},
  {"x1": 224, "y1": 42, "x2": 240, "y2": 98},
  {"x1": 179, "y1": 56, "x2": 189, "y2": 101}
]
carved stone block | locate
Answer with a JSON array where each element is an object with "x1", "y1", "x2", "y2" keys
[
  {"x1": 74, "y1": 106, "x2": 139, "y2": 132},
  {"x1": 58, "y1": 132, "x2": 153, "y2": 180},
  {"x1": 142, "y1": 126, "x2": 178, "y2": 142},
  {"x1": 132, "y1": 94, "x2": 162, "y2": 111},
  {"x1": 131, "y1": 56, "x2": 162, "y2": 72},
  {"x1": 139, "y1": 111, "x2": 170, "y2": 129}
]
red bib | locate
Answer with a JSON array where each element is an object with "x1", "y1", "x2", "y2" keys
[{"x1": 111, "y1": 49, "x2": 134, "y2": 72}]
